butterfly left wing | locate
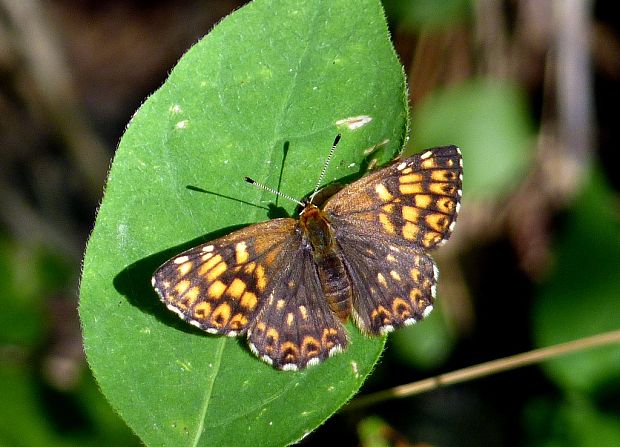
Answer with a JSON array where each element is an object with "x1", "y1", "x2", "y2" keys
[
  {"x1": 152, "y1": 217, "x2": 349, "y2": 370},
  {"x1": 151, "y1": 218, "x2": 299, "y2": 336},
  {"x1": 248, "y1": 246, "x2": 348, "y2": 371}
]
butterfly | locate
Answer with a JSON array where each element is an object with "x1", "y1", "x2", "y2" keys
[{"x1": 152, "y1": 136, "x2": 462, "y2": 371}]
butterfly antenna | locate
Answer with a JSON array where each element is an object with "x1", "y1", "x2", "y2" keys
[
  {"x1": 245, "y1": 177, "x2": 304, "y2": 207},
  {"x1": 309, "y1": 134, "x2": 341, "y2": 203}
]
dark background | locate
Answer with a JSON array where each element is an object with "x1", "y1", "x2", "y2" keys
[{"x1": 1, "y1": 1, "x2": 619, "y2": 446}]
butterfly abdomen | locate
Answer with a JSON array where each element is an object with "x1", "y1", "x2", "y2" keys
[
  {"x1": 300, "y1": 204, "x2": 353, "y2": 321},
  {"x1": 315, "y1": 253, "x2": 352, "y2": 321}
]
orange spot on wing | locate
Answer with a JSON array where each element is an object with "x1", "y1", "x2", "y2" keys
[
  {"x1": 399, "y1": 184, "x2": 424, "y2": 195},
  {"x1": 399, "y1": 173, "x2": 424, "y2": 183},
  {"x1": 177, "y1": 261, "x2": 193, "y2": 276},
  {"x1": 431, "y1": 170, "x2": 457, "y2": 181},
  {"x1": 426, "y1": 214, "x2": 449, "y2": 232},
  {"x1": 379, "y1": 213, "x2": 396, "y2": 234},
  {"x1": 423, "y1": 231, "x2": 442, "y2": 247},
  {"x1": 199, "y1": 254, "x2": 222, "y2": 275},
  {"x1": 255, "y1": 264, "x2": 267, "y2": 291},
  {"x1": 227, "y1": 278, "x2": 246, "y2": 299},
  {"x1": 402, "y1": 222, "x2": 419, "y2": 240},
  {"x1": 375, "y1": 183, "x2": 393, "y2": 202},
  {"x1": 211, "y1": 303, "x2": 232, "y2": 327},
  {"x1": 174, "y1": 280, "x2": 191, "y2": 295},
  {"x1": 402, "y1": 206, "x2": 420, "y2": 222},
  {"x1": 414, "y1": 194, "x2": 433, "y2": 209},
  {"x1": 207, "y1": 261, "x2": 227, "y2": 281},
  {"x1": 240, "y1": 291, "x2": 258, "y2": 310},
  {"x1": 420, "y1": 158, "x2": 437, "y2": 169},
  {"x1": 229, "y1": 313, "x2": 249, "y2": 329},
  {"x1": 207, "y1": 280, "x2": 226, "y2": 299},
  {"x1": 193, "y1": 301, "x2": 211, "y2": 319}
]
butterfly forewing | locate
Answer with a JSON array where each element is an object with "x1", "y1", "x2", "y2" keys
[
  {"x1": 324, "y1": 145, "x2": 463, "y2": 250},
  {"x1": 152, "y1": 218, "x2": 299, "y2": 335}
]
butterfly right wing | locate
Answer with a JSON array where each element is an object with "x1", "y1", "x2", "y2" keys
[
  {"x1": 322, "y1": 146, "x2": 462, "y2": 335},
  {"x1": 324, "y1": 145, "x2": 463, "y2": 250}
]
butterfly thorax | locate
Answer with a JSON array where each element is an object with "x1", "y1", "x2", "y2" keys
[{"x1": 299, "y1": 203, "x2": 352, "y2": 321}]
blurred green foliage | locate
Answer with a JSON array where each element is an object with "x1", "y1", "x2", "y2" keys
[
  {"x1": 534, "y1": 168, "x2": 620, "y2": 393},
  {"x1": 0, "y1": 238, "x2": 139, "y2": 445},
  {"x1": 0, "y1": 238, "x2": 48, "y2": 345},
  {"x1": 356, "y1": 416, "x2": 393, "y2": 447},
  {"x1": 411, "y1": 79, "x2": 534, "y2": 199},
  {"x1": 525, "y1": 395, "x2": 620, "y2": 447},
  {"x1": 383, "y1": 0, "x2": 472, "y2": 29}
]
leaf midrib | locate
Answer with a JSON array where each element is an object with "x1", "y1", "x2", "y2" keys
[{"x1": 191, "y1": 338, "x2": 226, "y2": 447}]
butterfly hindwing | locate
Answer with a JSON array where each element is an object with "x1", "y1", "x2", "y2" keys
[
  {"x1": 332, "y1": 226, "x2": 438, "y2": 334},
  {"x1": 248, "y1": 248, "x2": 348, "y2": 371},
  {"x1": 324, "y1": 145, "x2": 463, "y2": 250}
]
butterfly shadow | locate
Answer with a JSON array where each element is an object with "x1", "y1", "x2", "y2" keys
[{"x1": 113, "y1": 226, "x2": 245, "y2": 335}]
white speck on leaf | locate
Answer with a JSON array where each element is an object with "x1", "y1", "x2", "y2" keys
[
  {"x1": 351, "y1": 361, "x2": 359, "y2": 377},
  {"x1": 176, "y1": 360, "x2": 192, "y2": 371},
  {"x1": 117, "y1": 223, "x2": 128, "y2": 249},
  {"x1": 336, "y1": 115, "x2": 372, "y2": 130}
]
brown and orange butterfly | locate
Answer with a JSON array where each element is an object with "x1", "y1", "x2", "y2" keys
[{"x1": 152, "y1": 136, "x2": 462, "y2": 371}]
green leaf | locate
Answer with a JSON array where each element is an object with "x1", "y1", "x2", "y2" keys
[
  {"x1": 532, "y1": 168, "x2": 620, "y2": 393},
  {"x1": 79, "y1": 0, "x2": 408, "y2": 445}
]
